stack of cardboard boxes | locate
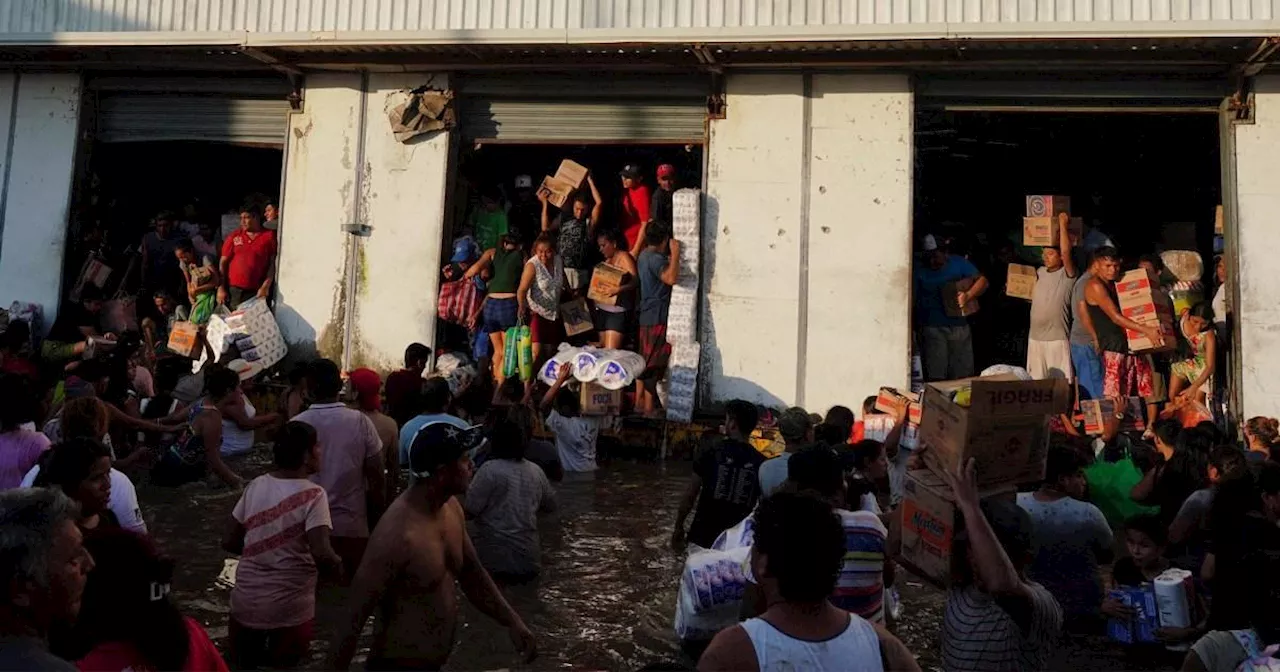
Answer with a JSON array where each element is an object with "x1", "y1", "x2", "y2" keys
[
  {"x1": 1116, "y1": 267, "x2": 1177, "y2": 353},
  {"x1": 536, "y1": 159, "x2": 589, "y2": 209},
  {"x1": 898, "y1": 375, "x2": 1071, "y2": 586},
  {"x1": 1010, "y1": 194, "x2": 1084, "y2": 301},
  {"x1": 864, "y1": 388, "x2": 923, "y2": 449}
]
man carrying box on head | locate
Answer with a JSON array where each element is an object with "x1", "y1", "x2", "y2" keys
[
  {"x1": 1027, "y1": 214, "x2": 1078, "y2": 381},
  {"x1": 913, "y1": 234, "x2": 987, "y2": 382},
  {"x1": 1081, "y1": 247, "x2": 1165, "y2": 403}
]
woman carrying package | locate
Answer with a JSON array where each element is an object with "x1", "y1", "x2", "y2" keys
[
  {"x1": 592, "y1": 228, "x2": 638, "y2": 350},
  {"x1": 518, "y1": 234, "x2": 570, "y2": 386},
  {"x1": 175, "y1": 238, "x2": 220, "y2": 325},
  {"x1": 467, "y1": 230, "x2": 527, "y2": 385},
  {"x1": 1165, "y1": 302, "x2": 1216, "y2": 417}
]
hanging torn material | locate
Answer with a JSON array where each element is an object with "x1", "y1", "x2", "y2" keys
[{"x1": 385, "y1": 83, "x2": 456, "y2": 143}]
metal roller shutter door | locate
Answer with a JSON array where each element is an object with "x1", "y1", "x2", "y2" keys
[
  {"x1": 916, "y1": 75, "x2": 1232, "y2": 112},
  {"x1": 459, "y1": 73, "x2": 709, "y2": 144},
  {"x1": 91, "y1": 76, "x2": 291, "y2": 145}
]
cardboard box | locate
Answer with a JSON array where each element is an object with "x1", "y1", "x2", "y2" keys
[
  {"x1": 1106, "y1": 587, "x2": 1160, "y2": 644},
  {"x1": 943, "y1": 277, "x2": 980, "y2": 318},
  {"x1": 1022, "y1": 216, "x2": 1083, "y2": 247},
  {"x1": 919, "y1": 375, "x2": 1071, "y2": 487},
  {"x1": 1025, "y1": 195, "x2": 1070, "y2": 218},
  {"x1": 1081, "y1": 398, "x2": 1147, "y2": 435},
  {"x1": 1215, "y1": 205, "x2": 1224, "y2": 236},
  {"x1": 580, "y1": 382, "x2": 622, "y2": 416},
  {"x1": 1115, "y1": 267, "x2": 1160, "y2": 304},
  {"x1": 167, "y1": 321, "x2": 199, "y2": 358},
  {"x1": 586, "y1": 263, "x2": 626, "y2": 306},
  {"x1": 1115, "y1": 268, "x2": 1177, "y2": 353},
  {"x1": 559, "y1": 298, "x2": 594, "y2": 336},
  {"x1": 554, "y1": 159, "x2": 588, "y2": 190},
  {"x1": 537, "y1": 175, "x2": 574, "y2": 209},
  {"x1": 875, "y1": 388, "x2": 922, "y2": 425},
  {"x1": 1006, "y1": 264, "x2": 1037, "y2": 301},
  {"x1": 865, "y1": 416, "x2": 921, "y2": 450},
  {"x1": 899, "y1": 469, "x2": 1016, "y2": 587}
]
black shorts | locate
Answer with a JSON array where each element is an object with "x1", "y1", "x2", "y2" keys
[{"x1": 594, "y1": 308, "x2": 628, "y2": 334}]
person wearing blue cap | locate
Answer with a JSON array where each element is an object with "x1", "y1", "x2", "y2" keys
[{"x1": 332, "y1": 421, "x2": 537, "y2": 671}]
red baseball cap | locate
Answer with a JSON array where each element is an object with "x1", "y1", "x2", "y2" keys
[
  {"x1": 348, "y1": 368, "x2": 382, "y2": 412},
  {"x1": 657, "y1": 164, "x2": 677, "y2": 179}
]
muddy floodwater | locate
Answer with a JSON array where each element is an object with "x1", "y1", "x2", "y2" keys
[{"x1": 139, "y1": 451, "x2": 1140, "y2": 671}]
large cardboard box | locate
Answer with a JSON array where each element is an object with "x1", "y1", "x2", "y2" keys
[
  {"x1": 586, "y1": 263, "x2": 626, "y2": 306},
  {"x1": 1115, "y1": 268, "x2": 1177, "y2": 353},
  {"x1": 1025, "y1": 195, "x2": 1070, "y2": 218},
  {"x1": 919, "y1": 375, "x2": 1071, "y2": 487},
  {"x1": 899, "y1": 469, "x2": 1016, "y2": 587},
  {"x1": 167, "y1": 321, "x2": 199, "y2": 358},
  {"x1": 1081, "y1": 398, "x2": 1147, "y2": 435},
  {"x1": 942, "y1": 277, "x2": 979, "y2": 318},
  {"x1": 1022, "y1": 216, "x2": 1083, "y2": 247},
  {"x1": 554, "y1": 159, "x2": 589, "y2": 190},
  {"x1": 537, "y1": 175, "x2": 574, "y2": 209},
  {"x1": 580, "y1": 382, "x2": 622, "y2": 416},
  {"x1": 875, "y1": 387, "x2": 919, "y2": 419},
  {"x1": 1006, "y1": 264, "x2": 1037, "y2": 301}
]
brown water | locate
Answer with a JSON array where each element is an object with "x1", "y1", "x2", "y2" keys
[{"x1": 139, "y1": 453, "x2": 1135, "y2": 672}]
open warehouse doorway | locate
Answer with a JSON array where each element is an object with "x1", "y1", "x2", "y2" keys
[
  {"x1": 63, "y1": 75, "x2": 290, "y2": 337},
  {"x1": 436, "y1": 71, "x2": 709, "y2": 413},
  {"x1": 912, "y1": 75, "x2": 1231, "y2": 418}
]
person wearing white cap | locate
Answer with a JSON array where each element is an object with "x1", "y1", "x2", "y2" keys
[{"x1": 913, "y1": 234, "x2": 987, "y2": 382}]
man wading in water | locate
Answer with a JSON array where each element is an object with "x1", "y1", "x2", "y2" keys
[{"x1": 331, "y1": 422, "x2": 537, "y2": 671}]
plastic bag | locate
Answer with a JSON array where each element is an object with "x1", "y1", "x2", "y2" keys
[
  {"x1": 502, "y1": 326, "x2": 519, "y2": 379},
  {"x1": 1085, "y1": 448, "x2": 1159, "y2": 527},
  {"x1": 516, "y1": 325, "x2": 533, "y2": 382}
]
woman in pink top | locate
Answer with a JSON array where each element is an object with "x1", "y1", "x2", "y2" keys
[
  {"x1": 223, "y1": 421, "x2": 341, "y2": 669},
  {"x1": 0, "y1": 373, "x2": 51, "y2": 488}
]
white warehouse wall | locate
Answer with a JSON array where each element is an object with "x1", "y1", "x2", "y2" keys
[
  {"x1": 702, "y1": 73, "x2": 913, "y2": 411},
  {"x1": 275, "y1": 73, "x2": 361, "y2": 362},
  {"x1": 351, "y1": 72, "x2": 451, "y2": 371},
  {"x1": 1233, "y1": 75, "x2": 1280, "y2": 419},
  {"x1": 703, "y1": 74, "x2": 805, "y2": 408},
  {"x1": 276, "y1": 72, "x2": 450, "y2": 371},
  {"x1": 0, "y1": 73, "x2": 82, "y2": 329},
  {"x1": 803, "y1": 74, "x2": 913, "y2": 412}
]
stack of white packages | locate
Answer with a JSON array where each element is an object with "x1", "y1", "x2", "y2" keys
[
  {"x1": 665, "y1": 189, "x2": 702, "y2": 423},
  {"x1": 194, "y1": 298, "x2": 287, "y2": 374},
  {"x1": 537, "y1": 344, "x2": 647, "y2": 391}
]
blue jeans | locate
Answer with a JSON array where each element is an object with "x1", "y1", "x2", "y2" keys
[{"x1": 1071, "y1": 343, "x2": 1104, "y2": 401}]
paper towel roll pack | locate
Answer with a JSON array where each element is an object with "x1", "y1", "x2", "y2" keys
[{"x1": 538, "y1": 344, "x2": 647, "y2": 390}]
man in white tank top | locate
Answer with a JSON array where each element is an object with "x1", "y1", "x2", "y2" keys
[{"x1": 697, "y1": 492, "x2": 919, "y2": 672}]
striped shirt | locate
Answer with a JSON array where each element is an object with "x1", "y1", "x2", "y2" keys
[
  {"x1": 942, "y1": 582, "x2": 1063, "y2": 672},
  {"x1": 830, "y1": 508, "x2": 888, "y2": 624},
  {"x1": 230, "y1": 475, "x2": 332, "y2": 630}
]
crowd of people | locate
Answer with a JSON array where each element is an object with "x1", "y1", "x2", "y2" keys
[
  {"x1": 913, "y1": 213, "x2": 1230, "y2": 431},
  {"x1": 439, "y1": 162, "x2": 683, "y2": 415}
]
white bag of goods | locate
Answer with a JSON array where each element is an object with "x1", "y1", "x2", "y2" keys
[
  {"x1": 570, "y1": 347, "x2": 603, "y2": 382},
  {"x1": 674, "y1": 581, "x2": 740, "y2": 643},
  {"x1": 1154, "y1": 568, "x2": 1196, "y2": 651},
  {"x1": 538, "y1": 344, "x2": 583, "y2": 386},
  {"x1": 595, "y1": 350, "x2": 646, "y2": 390},
  {"x1": 981, "y1": 364, "x2": 1033, "y2": 380},
  {"x1": 194, "y1": 298, "x2": 286, "y2": 374},
  {"x1": 672, "y1": 542, "x2": 752, "y2": 644},
  {"x1": 712, "y1": 516, "x2": 755, "y2": 551},
  {"x1": 434, "y1": 351, "x2": 472, "y2": 376},
  {"x1": 1161, "y1": 250, "x2": 1204, "y2": 285}
]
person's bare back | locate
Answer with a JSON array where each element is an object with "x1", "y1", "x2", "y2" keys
[{"x1": 332, "y1": 422, "x2": 535, "y2": 672}]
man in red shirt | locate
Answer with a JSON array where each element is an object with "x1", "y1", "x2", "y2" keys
[
  {"x1": 219, "y1": 206, "x2": 278, "y2": 309},
  {"x1": 619, "y1": 163, "x2": 652, "y2": 256}
]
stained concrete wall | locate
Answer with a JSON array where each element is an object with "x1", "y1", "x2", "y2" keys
[
  {"x1": 275, "y1": 73, "x2": 360, "y2": 362},
  {"x1": 702, "y1": 73, "x2": 913, "y2": 412},
  {"x1": 0, "y1": 73, "x2": 82, "y2": 330},
  {"x1": 276, "y1": 72, "x2": 450, "y2": 372},
  {"x1": 1233, "y1": 75, "x2": 1280, "y2": 419}
]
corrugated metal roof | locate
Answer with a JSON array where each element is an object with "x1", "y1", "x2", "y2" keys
[{"x1": 0, "y1": 0, "x2": 1277, "y2": 45}]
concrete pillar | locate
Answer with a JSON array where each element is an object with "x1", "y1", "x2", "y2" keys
[
  {"x1": 702, "y1": 72, "x2": 913, "y2": 412},
  {"x1": 275, "y1": 72, "x2": 451, "y2": 372},
  {"x1": 0, "y1": 73, "x2": 82, "y2": 330},
  {"x1": 1233, "y1": 75, "x2": 1280, "y2": 418}
]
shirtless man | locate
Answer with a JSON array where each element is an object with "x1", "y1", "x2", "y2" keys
[{"x1": 331, "y1": 422, "x2": 537, "y2": 671}]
